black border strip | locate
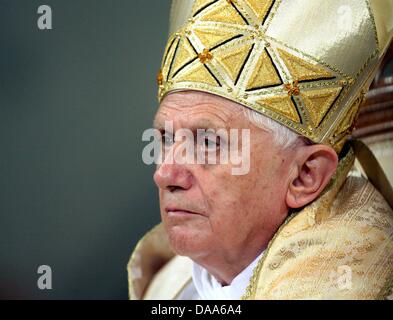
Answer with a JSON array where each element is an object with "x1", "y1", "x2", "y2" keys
[
  {"x1": 234, "y1": 44, "x2": 254, "y2": 86},
  {"x1": 265, "y1": 48, "x2": 284, "y2": 84},
  {"x1": 315, "y1": 86, "x2": 343, "y2": 127},
  {"x1": 166, "y1": 38, "x2": 180, "y2": 80},
  {"x1": 261, "y1": 0, "x2": 276, "y2": 26},
  {"x1": 204, "y1": 64, "x2": 222, "y2": 86},
  {"x1": 230, "y1": 2, "x2": 249, "y2": 25},
  {"x1": 171, "y1": 38, "x2": 199, "y2": 79},
  {"x1": 245, "y1": 48, "x2": 284, "y2": 91},
  {"x1": 162, "y1": 36, "x2": 177, "y2": 69},
  {"x1": 192, "y1": 0, "x2": 219, "y2": 17},
  {"x1": 299, "y1": 76, "x2": 336, "y2": 84},
  {"x1": 172, "y1": 57, "x2": 199, "y2": 79},
  {"x1": 187, "y1": 37, "x2": 199, "y2": 55},
  {"x1": 291, "y1": 95, "x2": 303, "y2": 124},
  {"x1": 210, "y1": 34, "x2": 243, "y2": 51},
  {"x1": 245, "y1": 83, "x2": 282, "y2": 92}
]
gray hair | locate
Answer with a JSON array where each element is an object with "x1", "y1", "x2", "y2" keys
[{"x1": 243, "y1": 108, "x2": 308, "y2": 149}]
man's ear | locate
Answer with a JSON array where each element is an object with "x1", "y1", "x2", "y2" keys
[{"x1": 286, "y1": 145, "x2": 338, "y2": 208}]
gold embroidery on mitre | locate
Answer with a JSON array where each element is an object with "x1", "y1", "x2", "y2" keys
[
  {"x1": 284, "y1": 80, "x2": 300, "y2": 96},
  {"x1": 170, "y1": 37, "x2": 198, "y2": 77},
  {"x1": 174, "y1": 61, "x2": 219, "y2": 86},
  {"x1": 257, "y1": 95, "x2": 300, "y2": 123},
  {"x1": 193, "y1": 27, "x2": 241, "y2": 50},
  {"x1": 156, "y1": 70, "x2": 164, "y2": 86},
  {"x1": 330, "y1": 95, "x2": 363, "y2": 152},
  {"x1": 198, "y1": 0, "x2": 246, "y2": 25},
  {"x1": 192, "y1": 0, "x2": 217, "y2": 16},
  {"x1": 246, "y1": 50, "x2": 281, "y2": 90},
  {"x1": 159, "y1": 0, "x2": 392, "y2": 155},
  {"x1": 336, "y1": 104, "x2": 359, "y2": 136},
  {"x1": 161, "y1": 37, "x2": 180, "y2": 81},
  {"x1": 215, "y1": 43, "x2": 253, "y2": 83},
  {"x1": 244, "y1": 0, "x2": 274, "y2": 24},
  {"x1": 198, "y1": 48, "x2": 213, "y2": 64},
  {"x1": 278, "y1": 48, "x2": 335, "y2": 82},
  {"x1": 301, "y1": 87, "x2": 342, "y2": 128}
]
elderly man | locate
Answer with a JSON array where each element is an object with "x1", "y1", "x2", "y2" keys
[{"x1": 128, "y1": 0, "x2": 393, "y2": 299}]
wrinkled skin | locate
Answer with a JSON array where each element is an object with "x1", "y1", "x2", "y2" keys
[{"x1": 153, "y1": 91, "x2": 337, "y2": 284}]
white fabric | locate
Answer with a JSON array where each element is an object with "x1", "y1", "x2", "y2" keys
[{"x1": 177, "y1": 251, "x2": 264, "y2": 300}]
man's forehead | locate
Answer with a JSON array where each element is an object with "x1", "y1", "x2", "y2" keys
[{"x1": 154, "y1": 91, "x2": 244, "y2": 130}]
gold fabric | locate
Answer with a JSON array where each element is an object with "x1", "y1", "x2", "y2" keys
[
  {"x1": 157, "y1": 0, "x2": 393, "y2": 152},
  {"x1": 243, "y1": 147, "x2": 393, "y2": 299},
  {"x1": 127, "y1": 224, "x2": 174, "y2": 300},
  {"x1": 127, "y1": 147, "x2": 393, "y2": 299}
]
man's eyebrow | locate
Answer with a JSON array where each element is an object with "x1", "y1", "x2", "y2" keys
[
  {"x1": 189, "y1": 118, "x2": 229, "y2": 130},
  {"x1": 153, "y1": 117, "x2": 228, "y2": 131}
]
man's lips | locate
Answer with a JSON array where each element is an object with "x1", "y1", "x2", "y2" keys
[{"x1": 165, "y1": 207, "x2": 203, "y2": 216}]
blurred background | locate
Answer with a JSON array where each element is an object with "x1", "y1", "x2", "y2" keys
[{"x1": 0, "y1": 0, "x2": 170, "y2": 299}]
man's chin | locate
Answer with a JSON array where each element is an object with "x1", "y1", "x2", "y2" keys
[{"x1": 166, "y1": 226, "x2": 208, "y2": 257}]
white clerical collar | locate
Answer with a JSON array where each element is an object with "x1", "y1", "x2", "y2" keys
[{"x1": 192, "y1": 251, "x2": 264, "y2": 300}]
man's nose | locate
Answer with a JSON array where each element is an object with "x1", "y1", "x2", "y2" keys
[{"x1": 153, "y1": 160, "x2": 193, "y2": 192}]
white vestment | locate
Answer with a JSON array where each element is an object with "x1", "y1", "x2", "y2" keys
[{"x1": 177, "y1": 252, "x2": 264, "y2": 300}]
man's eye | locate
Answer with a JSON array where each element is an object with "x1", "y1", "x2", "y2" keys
[
  {"x1": 204, "y1": 135, "x2": 220, "y2": 151},
  {"x1": 162, "y1": 132, "x2": 174, "y2": 147}
]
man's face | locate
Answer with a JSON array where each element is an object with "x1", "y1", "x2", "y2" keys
[{"x1": 153, "y1": 91, "x2": 293, "y2": 264}]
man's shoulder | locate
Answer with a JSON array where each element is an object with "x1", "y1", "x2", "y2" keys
[{"x1": 246, "y1": 173, "x2": 393, "y2": 300}]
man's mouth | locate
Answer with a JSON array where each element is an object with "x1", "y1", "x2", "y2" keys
[{"x1": 165, "y1": 206, "x2": 203, "y2": 216}]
